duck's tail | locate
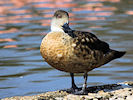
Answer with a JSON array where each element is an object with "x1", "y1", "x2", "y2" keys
[{"x1": 103, "y1": 49, "x2": 126, "y2": 65}]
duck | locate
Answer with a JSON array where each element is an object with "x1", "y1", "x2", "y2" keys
[{"x1": 40, "y1": 10, "x2": 126, "y2": 94}]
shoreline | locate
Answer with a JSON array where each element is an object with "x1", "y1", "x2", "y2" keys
[{"x1": 2, "y1": 81, "x2": 133, "y2": 100}]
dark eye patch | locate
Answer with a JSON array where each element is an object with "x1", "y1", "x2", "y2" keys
[{"x1": 56, "y1": 14, "x2": 62, "y2": 18}]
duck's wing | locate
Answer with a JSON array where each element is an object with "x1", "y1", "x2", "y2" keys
[
  {"x1": 62, "y1": 23, "x2": 110, "y2": 54},
  {"x1": 65, "y1": 29, "x2": 110, "y2": 54}
]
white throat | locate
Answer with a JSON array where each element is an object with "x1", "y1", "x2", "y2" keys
[
  {"x1": 51, "y1": 25, "x2": 64, "y2": 32},
  {"x1": 51, "y1": 17, "x2": 68, "y2": 32}
]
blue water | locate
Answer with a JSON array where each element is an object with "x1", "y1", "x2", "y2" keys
[{"x1": 0, "y1": 0, "x2": 133, "y2": 98}]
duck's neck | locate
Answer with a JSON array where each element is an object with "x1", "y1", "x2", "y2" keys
[{"x1": 62, "y1": 23, "x2": 71, "y2": 32}]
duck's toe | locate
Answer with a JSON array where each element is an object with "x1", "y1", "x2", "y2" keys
[
  {"x1": 73, "y1": 89, "x2": 88, "y2": 95},
  {"x1": 61, "y1": 87, "x2": 81, "y2": 94}
]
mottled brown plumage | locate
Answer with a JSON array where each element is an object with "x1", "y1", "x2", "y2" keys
[{"x1": 40, "y1": 10, "x2": 126, "y2": 94}]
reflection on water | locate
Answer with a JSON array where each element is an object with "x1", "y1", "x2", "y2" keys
[{"x1": 0, "y1": 0, "x2": 133, "y2": 98}]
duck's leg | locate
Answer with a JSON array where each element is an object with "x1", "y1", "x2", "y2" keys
[
  {"x1": 74, "y1": 72, "x2": 88, "y2": 95},
  {"x1": 70, "y1": 73, "x2": 78, "y2": 90},
  {"x1": 61, "y1": 73, "x2": 79, "y2": 93},
  {"x1": 82, "y1": 72, "x2": 88, "y2": 93}
]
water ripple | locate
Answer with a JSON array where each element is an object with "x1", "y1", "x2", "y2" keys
[{"x1": 0, "y1": 0, "x2": 132, "y2": 98}]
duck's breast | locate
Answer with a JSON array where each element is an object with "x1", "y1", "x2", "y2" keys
[{"x1": 40, "y1": 31, "x2": 76, "y2": 72}]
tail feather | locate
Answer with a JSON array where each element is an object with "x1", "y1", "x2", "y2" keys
[
  {"x1": 113, "y1": 50, "x2": 126, "y2": 59},
  {"x1": 103, "y1": 50, "x2": 126, "y2": 65}
]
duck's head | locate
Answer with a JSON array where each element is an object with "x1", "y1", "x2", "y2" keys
[{"x1": 51, "y1": 10, "x2": 70, "y2": 32}]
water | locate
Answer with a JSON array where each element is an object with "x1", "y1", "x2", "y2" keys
[{"x1": 0, "y1": 0, "x2": 133, "y2": 98}]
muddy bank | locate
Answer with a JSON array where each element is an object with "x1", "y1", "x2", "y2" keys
[{"x1": 2, "y1": 81, "x2": 133, "y2": 100}]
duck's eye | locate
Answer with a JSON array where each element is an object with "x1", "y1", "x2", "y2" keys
[{"x1": 57, "y1": 14, "x2": 62, "y2": 18}]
